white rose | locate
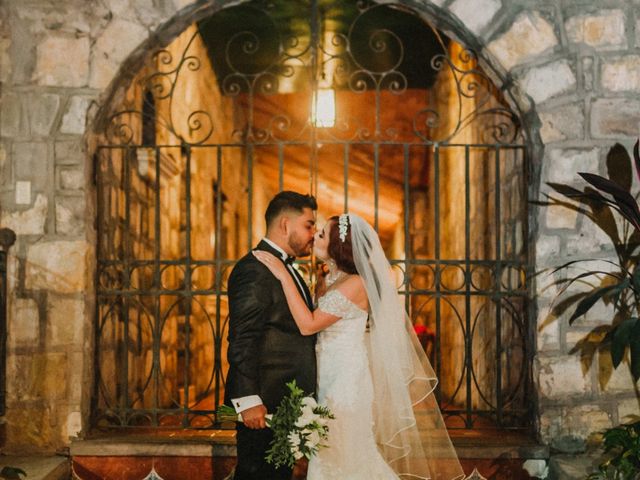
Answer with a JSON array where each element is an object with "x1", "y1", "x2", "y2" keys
[
  {"x1": 288, "y1": 431, "x2": 301, "y2": 447},
  {"x1": 301, "y1": 396, "x2": 318, "y2": 409},
  {"x1": 295, "y1": 407, "x2": 318, "y2": 428},
  {"x1": 293, "y1": 449, "x2": 304, "y2": 460}
]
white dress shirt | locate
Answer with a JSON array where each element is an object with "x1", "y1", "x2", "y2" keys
[{"x1": 231, "y1": 238, "x2": 309, "y2": 413}]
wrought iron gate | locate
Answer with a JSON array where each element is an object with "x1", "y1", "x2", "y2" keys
[{"x1": 93, "y1": 0, "x2": 531, "y2": 432}]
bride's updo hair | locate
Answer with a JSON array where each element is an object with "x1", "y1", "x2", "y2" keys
[{"x1": 327, "y1": 215, "x2": 358, "y2": 274}]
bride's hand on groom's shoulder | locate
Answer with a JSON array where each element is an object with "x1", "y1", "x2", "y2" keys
[{"x1": 253, "y1": 251, "x2": 288, "y2": 282}]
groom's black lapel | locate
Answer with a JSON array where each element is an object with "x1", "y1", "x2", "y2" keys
[{"x1": 255, "y1": 240, "x2": 313, "y2": 309}]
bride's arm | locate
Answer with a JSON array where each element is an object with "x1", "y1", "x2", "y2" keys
[{"x1": 253, "y1": 251, "x2": 342, "y2": 335}]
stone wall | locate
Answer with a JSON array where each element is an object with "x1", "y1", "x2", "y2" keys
[{"x1": 0, "y1": 0, "x2": 639, "y2": 461}]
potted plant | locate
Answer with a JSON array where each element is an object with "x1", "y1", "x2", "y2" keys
[{"x1": 541, "y1": 139, "x2": 640, "y2": 479}]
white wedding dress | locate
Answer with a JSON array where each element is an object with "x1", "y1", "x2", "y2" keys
[{"x1": 307, "y1": 275, "x2": 398, "y2": 480}]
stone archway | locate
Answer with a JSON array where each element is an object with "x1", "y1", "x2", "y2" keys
[{"x1": 87, "y1": 0, "x2": 538, "y2": 437}]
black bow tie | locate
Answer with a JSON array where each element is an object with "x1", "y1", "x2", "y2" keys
[{"x1": 285, "y1": 256, "x2": 295, "y2": 265}]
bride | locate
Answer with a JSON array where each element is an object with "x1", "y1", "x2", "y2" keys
[{"x1": 253, "y1": 213, "x2": 465, "y2": 480}]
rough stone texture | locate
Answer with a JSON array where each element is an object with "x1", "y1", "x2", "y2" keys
[
  {"x1": 449, "y1": 0, "x2": 502, "y2": 35},
  {"x1": 60, "y1": 96, "x2": 94, "y2": 135},
  {"x1": 565, "y1": 9, "x2": 626, "y2": 50},
  {"x1": 601, "y1": 55, "x2": 640, "y2": 92},
  {"x1": 550, "y1": 435, "x2": 586, "y2": 455},
  {"x1": 24, "y1": 93, "x2": 61, "y2": 137},
  {"x1": 89, "y1": 18, "x2": 149, "y2": 89},
  {"x1": 55, "y1": 195, "x2": 86, "y2": 235},
  {"x1": 25, "y1": 241, "x2": 88, "y2": 293},
  {"x1": 9, "y1": 298, "x2": 40, "y2": 346},
  {"x1": 12, "y1": 142, "x2": 50, "y2": 191},
  {"x1": 55, "y1": 140, "x2": 84, "y2": 165},
  {"x1": 545, "y1": 148, "x2": 599, "y2": 185},
  {"x1": 590, "y1": 97, "x2": 640, "y2": 138},
  {"x1": 617, "y1": 397, "x2": 640, "y2": 421},
  {"x1": 487, "y1": 11, "x2": 558, "y2": 71},
  {"x1": 33, "y1": 33, "x2": 90, "y2": 87},
  {"x1": 13, "y1": 352, "x2": 68, "y2": 402},
  {"x1": 538, "y1": 355, "x2": 590, "y2": 399},
  {"x1": 0, "y1": 92, "x2": 21, "y2": 137},
  {"x1": 47, "y1": 296, "x2": 84, "y2": 346},
  {"x1": 539, "y1": 103, "x2": 585, "y2": 143},
  {"x1": 0, "y1": 194, "x2": 48, "y2": 235},
  {"x1": 59, "y1": 166, "x2": 84, "y2": 190},
  {"x1": 521, "y1": 59, "x2": 577, "y2": 104},
  {"x1": 563, "y1": 405, "x2": 612, "y2": 438},
  {"x1": 548, "y1": 455, "x2": 596, "y2": 480}
]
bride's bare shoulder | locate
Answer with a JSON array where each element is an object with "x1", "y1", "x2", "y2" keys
[{"x1": 334, "y1": 275, "x2": 367, "y2": 309}]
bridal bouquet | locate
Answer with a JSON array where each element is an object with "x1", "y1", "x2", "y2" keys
[{"x1": 265, "y1": 380, "x2": 334, "y2": 468}]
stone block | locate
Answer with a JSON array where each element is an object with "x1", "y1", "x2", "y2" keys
[
  {"x1": 0, "y1": 37, "x2": 10, "y2": 83},
  {"x1": 617, "y1": 397, "x2": 640, "y2": 421},
  {"x1": 548, "y1": 454, "x2": 597, "y2": 480},
  {"x1": 591, "y1": 98, "x2": 640, "y2": 138},
  {"x1": 0, "y1": 143, "x2": 7, "y2": 185},
  {"x1": 535, "y1": 234, "x2": 561, "y2": 265},
  {"x1": 9, "y1": 297, "x2": 39, "y2": 347},
  {"x1": 24, "y1": 93, "x2": 61, "y2": 137},
  {"x1": 66, "y1": 411, "x2": 82, "y2": 439},
  {"x1": 55, "y1": 195, "x2": 86, "y2": 236},
  {"x1": 13, "y1": 352, "x2": 68, "y2": 402},
  {"x1": 565, "y1": 9, "x2": 626, "y2": 49},
  {"x1": 602, "y1": 358, "x2": 638, "y2": 394},
  {"x1": 449, "y1": 0, "x2": 502, "y2": 35},
  {"x1": 545, "y1": 148, "x2": 599, "y2": 185},
  {"x1": 487, "y1": 11, "x2": 558, "y2": 71},
  {"x1": 538, "y1": 354, "x2": 590, "y2": 399},
  {"x1": 539, "y1": 103, "x2": 585, "y2": 143},
  {"x1": 521, "y1": 59, "x2": 576, "y2": 104},
  {"x1": 55, "y1": 140, "x2": 84, "y2": 165},
  {"x1": 12, "y1": 141, "x2": 50, "y2": 190},
  {"x1": 0, "y1": 194, "x2": 48, "y2": 235},
  {"x1": 563, "y1": 405, "x2": 612, "y2": 438},
  {"x1": 5, "y1": 403, "x2": 55, "y2": 451},
  {"x1": 89, "y1": 18, "x2": 149, "y2": 89},
  {"x1": 539, "y1": 407, "x2": 564, "y2": 440},
  {"x1": 33, "y1": 33, "x2": 90, "y2": 87},
  {"x1": 546, "y1": 204, "x2": 579, "y2": 229},
  {"x1": 551, "y1": 435, "x2": 586, "y2": 454},
  {"x1": 58, "y1": 166, "x2": 85, "y2": 191},
  {"x1": 637, "y1": 18, "x2": 640, "y2": 48},
  {"x1": 47, "y1": 296, "x2": 84, "y2": 346},
  {"x1": 537, "y1": 312, "x2": 561, "y2": 351},
  {"x1": 601, "y1": 55, "x2": 640, "y2": 92},
  {"x1": 60, "y1": 96, "x2": 93, "y2": 135},
  {"x1": 25, "y1": 240, "x2": 88, "y2": 293},
  {"x1": 0, "y1": 92, "x2": 22, "y2": 138}
]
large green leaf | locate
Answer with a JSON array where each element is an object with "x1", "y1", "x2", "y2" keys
[
  {"x1": 630, "y1": 321, "x2": 640, "y2": 380},
  {"x1": 569, "y1": 280, "x2": 629, "y2": 325},
  {"x1": 634, "y1": 139, "x2": 640, "y2": 184},
  {"x1": 611, "y1": 318, "x2": 638, "y2": 367},
  {"x1": 579, "y1": 172, "x2": 640, "y2": 231}
]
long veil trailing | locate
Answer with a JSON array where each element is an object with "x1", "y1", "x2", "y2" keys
[{"x1": 348, "y1": 214, "x2": 465, "y2": 480}]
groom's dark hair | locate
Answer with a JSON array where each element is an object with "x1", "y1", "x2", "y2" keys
[{"x1": 265, "y1": 191, "x2": 317, "y2": 229}]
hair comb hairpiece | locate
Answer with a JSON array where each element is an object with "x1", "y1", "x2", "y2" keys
[{"x1": 338, "y1": 214, "x2": 349, "y2": 242}]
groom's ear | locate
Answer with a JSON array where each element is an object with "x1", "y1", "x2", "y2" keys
[{"x1": 278, "y1": 214, "x2": 290, "y2": 235}]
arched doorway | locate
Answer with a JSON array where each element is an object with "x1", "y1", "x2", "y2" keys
[{"x1": 91, "y1": 0, "x2": 531, "y2": 434}]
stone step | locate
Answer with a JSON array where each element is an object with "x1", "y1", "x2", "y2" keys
[{"x1": 0, "y1": 455, "x2": 70, "y2": 480}]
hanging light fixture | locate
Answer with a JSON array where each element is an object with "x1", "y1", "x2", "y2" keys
[{"x1": 312, "y1": 88, "x2": 336, "y2": 128}]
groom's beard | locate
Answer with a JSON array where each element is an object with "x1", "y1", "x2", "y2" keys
[{"x1": 288, "y1": 233, "x2": 313, "y2": 257}]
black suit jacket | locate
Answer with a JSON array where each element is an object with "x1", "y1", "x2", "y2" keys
[{"x1": 225, "y1": 240, "x2": 317, "y2": 412}]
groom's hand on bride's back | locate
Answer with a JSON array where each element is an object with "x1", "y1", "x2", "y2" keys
[{"x1": 240, "y1": 404, "x2": 268, "y2": 429}]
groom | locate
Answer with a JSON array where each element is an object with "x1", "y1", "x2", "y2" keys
[{"x1": 225, "y1": 191, "x2": 318, "y2": 479}]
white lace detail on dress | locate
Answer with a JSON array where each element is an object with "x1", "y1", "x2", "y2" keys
[{"x1": 308, "y1": 288, "x2": 397, "y2": 480}]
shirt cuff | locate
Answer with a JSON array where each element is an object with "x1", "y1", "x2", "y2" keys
[{"x1": 231, "y1": 395, "x2": 263, "y2": 413}]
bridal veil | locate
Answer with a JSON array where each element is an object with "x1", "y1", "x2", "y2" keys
[{"x1": 348, "y1": 214, "x2": 465, "y2": 480}]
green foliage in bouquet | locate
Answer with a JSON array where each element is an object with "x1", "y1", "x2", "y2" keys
[
  {"x1": 587, "y1": 419, "x2": 640, "y2": 480},
  {"x1": 265, "y1": 380, "x2": 334, "y2": 469}
]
